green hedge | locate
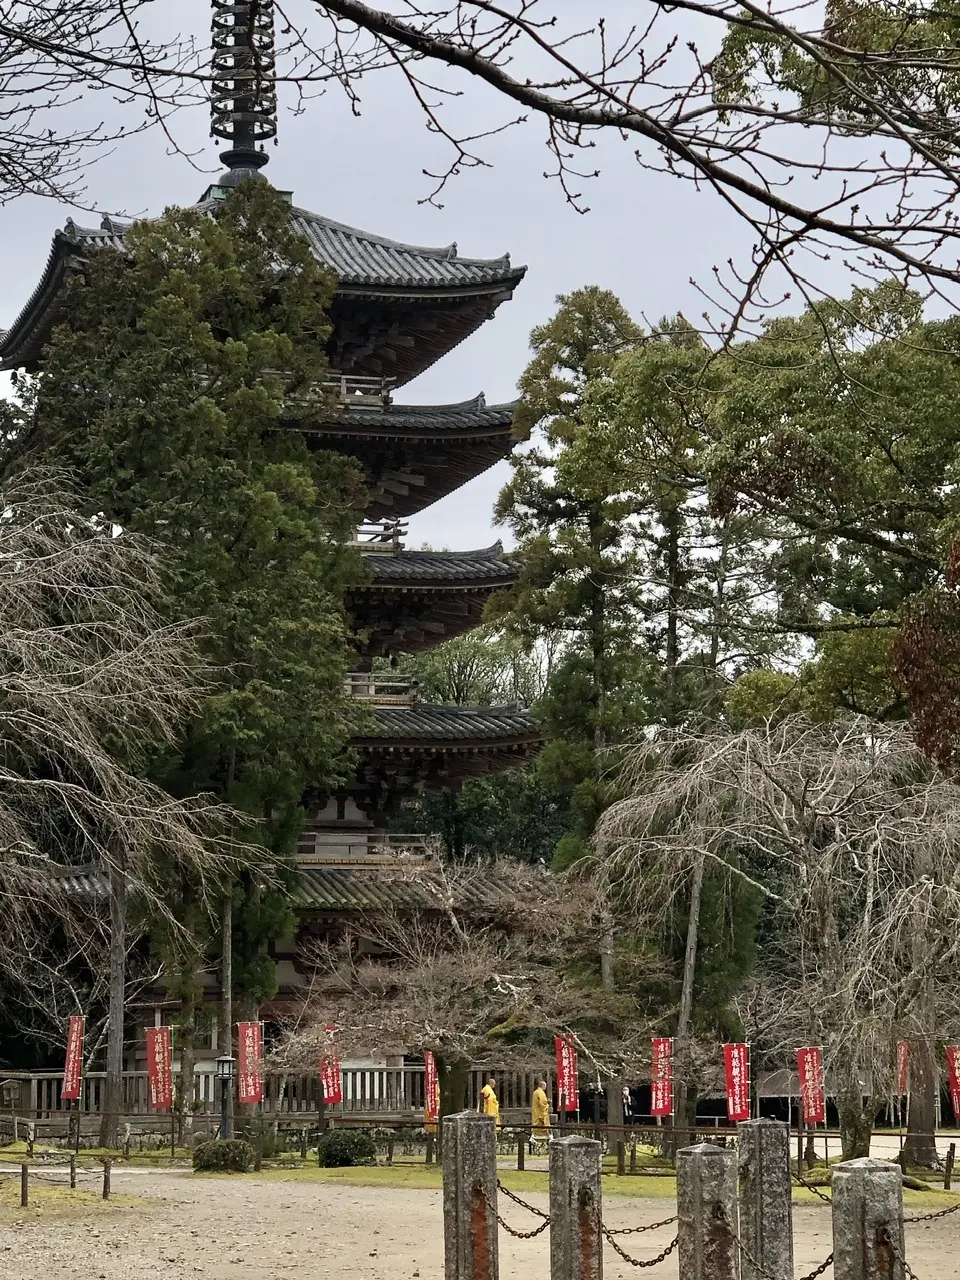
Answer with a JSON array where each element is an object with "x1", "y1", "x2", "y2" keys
[
  {"x1": 193, "y1": 1138, "x2": 252, "y2": 1173},
  {"x1": 317, "y1": 1130, "x2": 377, "y2": 1168}
]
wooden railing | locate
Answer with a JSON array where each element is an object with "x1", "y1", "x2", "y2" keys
[
  {"x1": 324, "y1": 373, "x2": 395, "y2": 406},
  {"x1": 0, "y1": 1066, "x2": 548, "y2": 1121},
  {"x1": 344, "y1": 673, "x2": 420, "y2": 706},
  {"x1": 349, "y1": 519, "x2": 407, "y2": 552}
]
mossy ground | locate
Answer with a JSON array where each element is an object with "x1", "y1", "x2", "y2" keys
[{"x1": 0, "y1": 1173, "x2": 146, "y2": 1223}]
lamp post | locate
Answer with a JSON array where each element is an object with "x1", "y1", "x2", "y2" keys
[{"x1": 216, "y1": 1054, "x2": 235, "y2": 1140}]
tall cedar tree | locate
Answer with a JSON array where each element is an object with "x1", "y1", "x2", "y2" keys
[
  {"x1": 492, "y1": 287, "x2": 648, "y2": 869},
  {"x1": 5, "y1": 180, "x2": 366, "y2": 1023}
]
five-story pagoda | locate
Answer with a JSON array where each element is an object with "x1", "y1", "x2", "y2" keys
[{"x1": 0, "y1": 1, "x2": 540, "y2": 951}]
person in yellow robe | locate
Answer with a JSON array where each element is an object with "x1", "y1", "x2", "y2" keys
[
  {"x1": 531, "y1": 1080, "x2": 551, "y2": 1140},
  {"x1": 479, "y1": 1076, "x2": 501, "y2": 1128}
]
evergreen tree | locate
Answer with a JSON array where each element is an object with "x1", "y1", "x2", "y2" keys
[{"x1": 4, "y1": 180, "x2": 365, "y2": 1035}]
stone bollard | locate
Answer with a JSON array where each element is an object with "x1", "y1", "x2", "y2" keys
[
  {"x1": 832, "y1": 1158, "x2": 905, "y2": 1280},
  {"x1": 550, "y1": 1136, "x2": 602, "y2": 1280},
  {"x1": 677, "y1": 1142, "x2": 740, "y2": 1280},
  {"x1": 737, "y1": 1119, "x2": 793, "y2": 1280},
  {"x1": 443, "y1": 1111, "x2": 498, "y2": 1280}
]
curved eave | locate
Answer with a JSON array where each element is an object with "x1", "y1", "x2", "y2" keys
[
  {"x1": 355, "y1": 543, "x2": 516, "y2": 590},
  {"x1": 353, "y1": 704, "x2": 540, "y2": 749},
  {"x1": 294, "y1": 398, "x2": 518, "y2": 441},
  {"x1": 1, "y1": 207, "x2": 526, "y2": 373}
]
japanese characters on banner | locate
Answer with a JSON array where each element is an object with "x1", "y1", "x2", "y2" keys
[
  {"x1": 554, "y1": 1034, "x2": 579, "y2": 1112},
  {"x1": 723, "y1": 1042, "x2": 751, "y2": 1122},
  {"x1": 62, "y1": 1016, "x2": 84, "y2": 1102},
  {"x1": 650, "y1": 1037, "x2": 674, "y2": 1118},
  {"x1": 897, "y1": 1041, "x2": 910, "y2": 1095},
  {"x1": 424, "y1": 1050, "x2": 439, "y2": 1122},
  {"x1": 320, "y1": 1023, "x2": 342, "y2": 1105},
  {"x1": 237, "y1": 1021, "x2": 264, "y2": 1105},
  {"x1": 146, "y1": 1026, "x2": 174, "y2": 1110},
  {"x1": 947, "y1": 1047, "x2": 960, "y2": 1121},
  {"x1": 796, "y1": 1047, "x2": 826, "y2": 1125}
]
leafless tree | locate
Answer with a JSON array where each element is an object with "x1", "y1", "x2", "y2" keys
[
  {"x1": 9, "y1": 2, "x2": 960, "y2": 331},
  {"x1": 0, "y1": 469, "x2": 240, "y2": 1145},
  {"x1": 275, "y1": 855, "x2": 659, "y2": 1114},
  {"x1": 594, "y1": 715, "x2": 960, "y2": 1162}
]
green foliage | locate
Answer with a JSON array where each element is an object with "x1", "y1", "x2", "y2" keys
[
  {"x1": 4, "y1": 179, "x2": 368, "y2": 1007},
  {"x1": 317, "y1": 1129, "x2": 376, "y2": 1167},
  {"x1": 712, "y1": 0, "x2": 960, "y2": 143},
  {"x1": 193, "y1": 1139, "x2": 252, "y2": 1173},
  {"x1": 724, "y1": 671, "x2": 801, "y2": 728}
]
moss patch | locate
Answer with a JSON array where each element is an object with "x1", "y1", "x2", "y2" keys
[{"x1": 0, "y1": 1174, "x2": 147, "y2": 1222}]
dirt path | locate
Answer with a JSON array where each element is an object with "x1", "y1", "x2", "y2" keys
[{"x1": 0, "y1": 1169, "x2": 956, "y2": 1280}]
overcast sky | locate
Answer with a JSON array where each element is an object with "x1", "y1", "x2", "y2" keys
[{"x1": 0, "y1": 1, "x2": 832, "y2": 551}]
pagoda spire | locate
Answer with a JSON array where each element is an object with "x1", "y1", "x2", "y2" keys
[{"x1": 210, "y1": 0, "x2": 278, "y2": 182}]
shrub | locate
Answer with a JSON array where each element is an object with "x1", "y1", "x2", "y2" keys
[
  {"x1": 317, "y1": 1129, "x2": 376, "y2": 1168},
  {"x1": 193, "y1": 1138, "x2": 252, "y2": 1173}
]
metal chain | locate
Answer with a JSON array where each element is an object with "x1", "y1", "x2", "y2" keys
[
  {"x1": 602, "y1": 1228, "x2": 679, "y2": 1268},
  {"x1": 489, "y1": 1181, "x2": 551, "y2": 1239},
  {"x1": 797, "y1": 1252, "x2": 834, "y2": 1280},
  {"x1": 904, "y1": 1197, "x2": 960, "y2": 1224},
  {"x1": 793, "y1": 1169, "x2": 833, "y2": 1204},
  {"x1": 880, "y1": 1226, "x2": 921, "y2": 1280},
  {"x1": 496, "y1": 1179, "x2": 551, "y2": 1221},
  {"x1": 715, "y1": 1203, "x2": 783, "y2": 1280},
  {"x1": 604, "y1": 1213, "x2": 679, "y2": 1236}
]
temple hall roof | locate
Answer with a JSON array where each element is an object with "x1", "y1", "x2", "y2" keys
[
  {"x1": 290, "y1": 862, "x2": 497, "y2": 914},
  {"x1": 359, "y1": 704, "x2": 537, "y2": 744},
  {"x1": 303, "y1": 395, "x2": 518, "y2": 437},
  {"x1": 0, "y1": 204, "x2": 525, "y2": 379},
  {"x1": 360, "y1": 543, "x2": 515, "y2": 586}
]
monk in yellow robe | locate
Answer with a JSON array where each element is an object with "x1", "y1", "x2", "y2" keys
[
  {"x1": 531, "y1": 1080, "x2": 551, "y2": 1140},
  {"x1": 479, "y1": 1076, "x2": 501, "y2": 1128}
]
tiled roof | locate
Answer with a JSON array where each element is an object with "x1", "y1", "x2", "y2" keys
[
  {"x1": 313, "y1": 395, "x2": 517, "y2": 435},
  {"x1": 45, "y1": 205, "x2": 523, "y2": 292},
  {"x1": 362, "y1": 543, "x2": 515, "y2": 585},
  {"x1": 359, "y1": 704, "x2": 538, "y2": 743},
  {"x1": 290, "y1": 863, "x2": 498, "y2": 913}
]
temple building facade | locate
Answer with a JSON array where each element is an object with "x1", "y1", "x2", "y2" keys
[{"x1": 0, "y1": 0, "x2": 540, "y2": 1074}]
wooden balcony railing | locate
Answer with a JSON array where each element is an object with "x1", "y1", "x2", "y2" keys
[
  {"x1": 349, "y1": 519, "x2": 407, "y2": 552},
  {"x1": 344, "y1": 673, "x2": 420, "y2": 706},
  {"x1": 324, "y1": 373, "x2": 395, "y2": 407}
]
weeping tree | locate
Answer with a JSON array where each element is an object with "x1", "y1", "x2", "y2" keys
[
  {"x1": 276, "y1": 858, "x2": 657, "y2": 1118},
  {"x1": 0, "y1": 470, "x2": 240, "y2": 1145},
  {"x1": 595, "y1": 715, "x2": 960, "y2": 1163}
]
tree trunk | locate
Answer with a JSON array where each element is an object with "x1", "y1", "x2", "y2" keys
[
  {"x1": 221, "y1": 890, "x2": 234, "y2": 1140},
  {"x1": 437, "y1": 1055, "x2": 471, "y2": 1118},
  {"x1": 99, "y1": 862, "x2": 127, "y2": 1149},
  {"x1": 837, "y1": 1085, "x2": 873, "y2": 1159},
  {"x1": 599, "y1": 921, "x2": 622, "y2": 1129},
  {"x1": 903, "y1": 1038, "x2": 940, "y2": 1168}
]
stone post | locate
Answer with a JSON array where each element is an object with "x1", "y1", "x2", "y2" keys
[
  {"x1": 550, "y1": 1136, "x2": 603, "y2": 1280},
  {"x1": 832, "y1": 1158, "x2": 905, "y2": 1280},
  {"x1": 677, "y1": 1142, "x2": 740, "y2": 1280},
  {"x1": 737, "y1": 1119, "x2": 793, "y2": 1280},
  {"x1": 443, "y1": 1111, "x2": 499, "y2": 1280}
]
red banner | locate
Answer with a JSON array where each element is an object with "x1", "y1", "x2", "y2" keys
[
  {"x1": 897, "y1": 1041, "x2": 910, "y2": 1095},
  {"x1": 62, "y1": 1016, "x2": 84, "y2": 1102},
  {"x1": 424, "y1": 1050, "x2": 439, "y2": 1122},
  {"x1": 554, "y1": 1034, "x2": 579, "y2": 1112},
  {"x1": 947, "y1": 1047, "x2": 960, "y2": 1121},
  {"x1": 723, "y1": 1042, "x2": 751, "y2": 1122},
  {"x1": 320, "y1": 1024, "x2": 342, "y2": 1105},
  {"x1": 796, "y1": 1047, "x2": 825, "y2": 1125},
  {"x1": 146, "y1": 1026, "x2": 174, "y2": 1110},
  {"x1": 237, "y1": 1021, "x2": 264, "y2": 1105},
  {"x1": 650, "y1": 1037, "x2": 674, "y2": 1117}
]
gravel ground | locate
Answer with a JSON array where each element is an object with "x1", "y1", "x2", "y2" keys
[{"x1": 0, "y1": 1167, "x2": 957, "y2": 1280}]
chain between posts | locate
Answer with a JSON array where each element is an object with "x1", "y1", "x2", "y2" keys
[
  {"x1": 792, "y1": 1169, "x2": 833, "y2": 1204},
  {"x1": 601, "y1": 1228, "x2": 679, "y2": 1268},
  {"x1": 881, "y1": 1226, "x2": 921, "y2": 1280},
  {"x1": 716, "y1": 1200, "x2": 834, "y2": 1280},
  {"x1": 904, "y1": 1197, "x2": 960, "y2": 1223},
  {"x1": 492, "y1": 1179, "x2": 551, "y2": 1239},
  {"x1": 603, "y1": 1212, "x2": 679, "y2": 1236}
]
